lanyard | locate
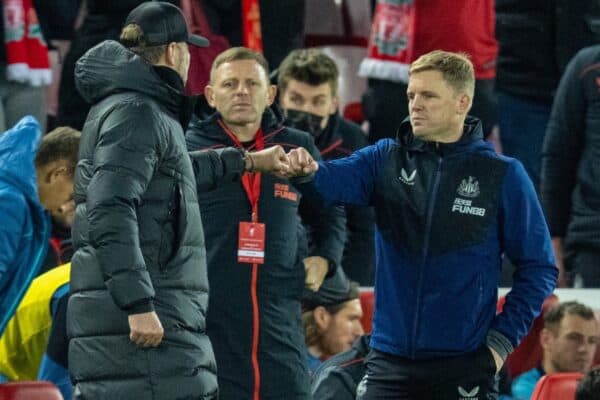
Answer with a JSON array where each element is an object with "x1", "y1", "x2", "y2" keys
[{"x1": 219, "y1": 119, "x2": 264, "y2": 222}]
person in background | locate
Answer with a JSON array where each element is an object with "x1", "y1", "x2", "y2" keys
[
  {"x1": 0, "y1": 263, "x2": 71, "y2": 399},
  {"x1": 311, "y1": 335, "x2": 371, "y2": 400},
  {"x1": 278, "y1": 48, "x2": 376, "y2": 286},
  {"x1": 541, "y1": 44, "x2": 600, "y2": 288},
  {"x1": 286, "y1": 50, "x2": 557, "y2": 399},
  {"x1": 302, "y1": 270, "x2": 364, "y2": 374},
  {"x1": 0, "y1": 118, "x2": 79, "y2": 337},
  {"x1": 511, "y1": 301, "x2": 598, "y2": 400}
]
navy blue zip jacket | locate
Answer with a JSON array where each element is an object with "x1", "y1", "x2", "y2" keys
[
  {"x1": 305, "y1": 116, "x2": 557, "y2": 359},
  {"x1": 186, "y1": 108, "x2": 345, "y2": 400}
]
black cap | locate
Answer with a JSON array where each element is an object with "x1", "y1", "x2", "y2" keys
[
  {"x1": 302, "y1": 269, "x2": 360, "y2": 312},
  {"x1": 123, "y1": 1, "x2": 209, "y2": 48}
]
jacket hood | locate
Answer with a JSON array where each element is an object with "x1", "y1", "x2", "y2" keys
[
  {"x1": 191, "y1": 105, "x2": 286, "y2": 144},
  {"x1": 75, "y1": 40, "x2": 183, "y2": 111},
  {"x1": 0, "y1": 116, "x2": 41, "y2": 200},
  {"x1": 396, "y1": 115, "x2": 490, "y2": 155}
]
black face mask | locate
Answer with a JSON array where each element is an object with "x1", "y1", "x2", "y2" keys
[{"x1": 285, "y1": 109, "x2": 325, "y2": 138}]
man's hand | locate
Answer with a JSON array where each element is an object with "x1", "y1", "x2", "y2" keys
[
  {"x1": 303, "y1": 256, "x2": 329, "y2": 292},
  {"x1": 488, "y1": 346, "x2": 504, "y2": 374},
  {"x1": 128, "y1": 311, "x2": 164, "y2": 348},
  {"x1": 287, "y1": 148, "x2": 319, "y2": 177},
  {"x1": 247, "y1": 145, "x2": 290, "y2": 176}
]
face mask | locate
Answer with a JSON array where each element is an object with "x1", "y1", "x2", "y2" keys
[{"x1": 285, "y1": 109, "x2": 325, "y2": 138}]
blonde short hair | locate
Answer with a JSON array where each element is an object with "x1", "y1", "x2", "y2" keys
[{"x1": 409, "y1": 50, "x2": 475, "y2": 97}]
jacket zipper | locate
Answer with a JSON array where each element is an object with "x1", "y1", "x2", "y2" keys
[{"x1": 410, "y1": 155, "x2": 442, "y2": 357}]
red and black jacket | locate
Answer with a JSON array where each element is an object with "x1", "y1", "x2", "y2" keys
[{"x1": 185, "y1": 108, "x2": 345, "y2": 400}]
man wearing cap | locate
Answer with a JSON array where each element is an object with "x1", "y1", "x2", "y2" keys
[
  {"x1": 302, "y1": 271, "x2": 364, "y2": 375},
  {"x1": 67, "y1": 2, "x2": 290, "y2": 399}
]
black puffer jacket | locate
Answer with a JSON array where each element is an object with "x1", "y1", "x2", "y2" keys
[
  {"x1": 496, "y1": 0, "x2": 600, "y2": 101},
  {"x1": 68, "y1": 40, "x2": 245, "y2": 400}
]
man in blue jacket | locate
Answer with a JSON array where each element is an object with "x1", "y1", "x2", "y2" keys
[
  {"x1": 0, "y1": 118, "x2": 80, "y2": 337},
  {"x1": 287, "y1": 50, "x2": 557, "y2": 399}
]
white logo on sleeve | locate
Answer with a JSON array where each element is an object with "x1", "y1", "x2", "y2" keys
[
  {"x1": 458, "y1": 385, "x2": 480, "y2": 400},
  {"x1": 399, "y1": 168, "x2": 416, "y2": 185}
]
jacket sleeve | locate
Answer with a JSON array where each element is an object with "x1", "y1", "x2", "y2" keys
[
  {"x1": 298, "y1": 138, "x2": 346, "y2": 271},
  {"x1": 541, "y1": 48, "x2": 588, "y2": 237},
  {"x1": 0, "y1": 191, "x2": 26, "y2": 295},
  {"x1": 489, "y1": 160, "x2": 557, "y2": 358},
  {"x1": 86, "y1": 102, "x2": 162, "y2": 313},
  {"x1": 309, "y1": 139, "x2": 392, "y2": 207},
  {"x1": 188, "y1": 147, "x2": 245, "y2": 192}
]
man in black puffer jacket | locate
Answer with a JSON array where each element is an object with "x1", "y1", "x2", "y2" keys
[{"x1": 68, "y1": 3, "x2": 289, "y2": 399}]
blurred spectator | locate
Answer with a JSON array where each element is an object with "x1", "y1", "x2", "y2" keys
[
  {"x1": 576, "y1": 367, "x2": 600, "y2": 400},
  {"x1": 40, "y1": 200, "x2": 74, "y2": 275},
  {"x1": 541, "y1": 45, "x2": 600, "y2": 288},
  {"x1": 0, "y1": 263, "x2": 70, "y2": 399},
  {"x1": 0, "y1": 117, "x2": 79, "y2": 337},
  {"x1": 311, "y1": 335, "x2": 370, "y2": 400},
  {"x1": 202, "y1": 0, "x2": 305, "y2": 68},
  {"x1": 1, "y1": 1, "x2": 52, "y2": 133},
  {"x1": 495, "y1": 0, "x2": 600, "y2": 189},
  {"x1": 186, "y1": 47, "x2": 342, "y2": 399},
  {"x1": 359, "y1": 0, "x2": 498, "y2": 143},
  {"x1": 302, "y1": 270, "x2": 363, "y2": 374},
  {"x1": 511, "y1": 301, "x2": 598, "y2": 400},
  {"x1": 278, "y1": 48, "x2": 376, "y2": 286}
]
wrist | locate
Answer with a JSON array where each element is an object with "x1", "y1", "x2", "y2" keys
[{"x1": 243, "y1": 150, "x2": 255, "y2": 172}]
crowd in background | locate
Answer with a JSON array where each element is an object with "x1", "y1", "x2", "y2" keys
[{"x1": 1, "y1": 0, "x2": 600, "y2": 399}]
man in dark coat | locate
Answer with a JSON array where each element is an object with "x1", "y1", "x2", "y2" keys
[
  {"x1": 68, "y1": 3, "x2": 288, "y2": 399},
  {"x1": 186, "y1": 47, "x2": 345, "y2": 400}
]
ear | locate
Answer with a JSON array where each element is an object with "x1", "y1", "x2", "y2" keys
[
  {"x1": 313, "y1": 306, "x2": 331, "y2": 331},
  {"x1": 165, "y1": 42, "x2": 178, "y2": 67},
  {"x1": 204, "y1": 85, "x2": 216, "y2": 108},
  {"x1": 266, "y1": 84, "x2": 277, "y2": 106},
  {"x1": 330, "y1": 95, "x2": 339, "y2": 114},
  {"x1": 45, "y1": 164, "x2": 69, "y2": 184},
  {"x1": 456, "y1": 93, "x2": 471, "y2": 115}
]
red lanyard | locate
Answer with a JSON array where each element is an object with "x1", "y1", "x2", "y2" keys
[{"x1": 219, "y1": 120, "x2": 264, "y2": 222}]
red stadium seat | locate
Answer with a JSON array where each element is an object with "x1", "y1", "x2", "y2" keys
[
  {"x1": 0, "y1": 381, "x2": 62, "y2": 400},
  {"x1": 499, "y1": 294, "x2": 559, "y2": 379},
  {"x1": 530, "y1": 372, "x2": 583, "y2": 400},
  {"x1": 359, "y1": 289, "x2": 374, "y2": 333}
]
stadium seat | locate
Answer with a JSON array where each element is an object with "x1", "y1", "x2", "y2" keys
[
  {"x1": 0, "y1": 381, "x2": 62, "y2": 400},
  {"x1": 359, "y1": 289, "x2": 374, "y2": 333},
  {"x1": 530, "y1": 372, "x2": 583, "y2": 400},
  {"x1": 499, "y1": 294, "x2": 559, "y2": 379}
]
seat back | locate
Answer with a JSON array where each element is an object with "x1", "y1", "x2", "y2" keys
[
  {"x1": 0, "y1": 381, "x2": 63, "y2": 400},
  {"x1": 530, "y1": 372, "x2": 583, "y2": 400},
  {"x1": 359, "y1": 289, "x2": 374, "y2": 333}
]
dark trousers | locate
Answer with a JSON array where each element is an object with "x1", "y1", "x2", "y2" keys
[{"x1": 357, "y1": 346, "x2": 498, "y2": 400}]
